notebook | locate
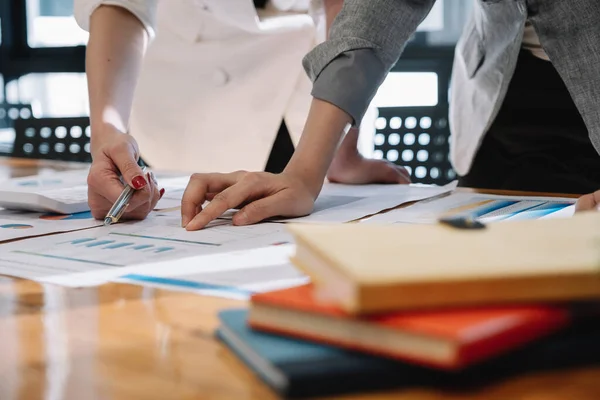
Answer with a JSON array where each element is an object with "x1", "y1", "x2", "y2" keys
[
  {"x1": 216, "y1": 309, "x2": 440, "y2": 398},
  {"x1": 248, "y1": 284, "x2": 577, "y2": 370},
  {"x1": 217, "y1": 309, "x2": 600, "y2": 398},
  {"x1": 287, "y1": 212, "x2": 600, "y2": 314}
]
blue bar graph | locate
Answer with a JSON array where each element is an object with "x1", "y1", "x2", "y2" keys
[
  {"x1": 132, "y1": 244, "x2": 153, "y2": 250},
  {"x1": 86, "y1": 240, "x2": 115, "y2": 248},
  {"x1": 104, "y1": 242, "x2": 134, "y2": 249},
  {"x1": 155, "y1": 247, "x2": 174, "y2": 253},
  {"x1": 65, "y1": 238, "x2": 95, "y2": 245}
]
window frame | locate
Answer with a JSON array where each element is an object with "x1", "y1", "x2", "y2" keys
[{"x1": 0, "y1": 0, "x2": 85, "y2": 84}]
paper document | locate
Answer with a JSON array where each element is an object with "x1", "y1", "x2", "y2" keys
[
  {"x1": 0, "y1": 169, "x2": 89, "y2": 189},
  {"x1": 277, "y1": 182, "x2": 456, "y2": 223},
  {"x1": 0, "y1": 209, "x2": 101, "y2": 243},
  {"x1": 218, "y1": 182, "x2": 456, "y2": 224},
  {"x1": 0, "y1": 211, "x2": 291, "y2": 285},
  {"x1": 365, "y1": 192, "x2": 577, "y2": 225},
  {"x1": 0, "y1": 174, "x2": 190, "y2": 243},
  {"x1": 154, "y1": 176, "x2": 190, "y2": 210},
  {"x1": 113, "y1": 245, "x2": 306, "y2": 300},
  {"x1": 0, "y1": 170, "x2": 190, "y2": 214}
]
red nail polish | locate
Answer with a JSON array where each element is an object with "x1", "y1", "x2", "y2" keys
[
  {"x1": 132, "y1": 175, "x2": 147, "y2": 189},
  {"x1": 159, "y1": 188, "x2": 165, "y2": 198}
]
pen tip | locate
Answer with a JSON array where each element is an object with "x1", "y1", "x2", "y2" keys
[{"x1": 103, "y1": 217, "x2": 113, "y2": 226}]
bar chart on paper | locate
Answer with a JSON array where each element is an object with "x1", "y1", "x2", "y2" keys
[
  {"x1": 0, "y1": 233, "x2": 197, "y2": 279},
  {"x1": 62, "y1": 237, "x2": 178, "y2": 254},
  {"x1": 365, "y1": 192, "x2": 576, "y2": 225},
  {"x1": 111, "y1": 213, "x2": 292, "y2": 248},
  {"x1": 116, "y1": 245, "x2": 308, "y2": 300},
  {"x1": 0, "y1": 216, "x2": 293, "y2": 283}
]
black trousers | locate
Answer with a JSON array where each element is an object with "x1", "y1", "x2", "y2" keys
[
  {"x1": 264, "y1": 121, "x2": 295, "y2": 174},
  {"x1": 458, "y1": 51, "x2": 600, "y2": 194}
]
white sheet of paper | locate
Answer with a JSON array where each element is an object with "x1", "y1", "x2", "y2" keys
[
  {"x1": 218, "y1": 182, "x2": 457, "y2": 223},
  {"x1": 0, "y1": 210, "x2": 292, "y2": 285},
  {"x1": 0, "y1": 169, "x2": 89, "y2": 190},
  {"x1": 154, "y1": 176, "x2": 191, "y2": 210},
  {"x1": 0, "y1": 209, "x2": 101, "y2": 243},
  {"x1": 111, "y1": 245, "x2": 306, "y2": 300},
  {"x1": 364, "y1": 192, "x2": 577, "y2": 225}
]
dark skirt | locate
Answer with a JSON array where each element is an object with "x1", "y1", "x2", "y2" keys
[{"x1": 458, "y1": 51, "x2": 600, "y2": 194}]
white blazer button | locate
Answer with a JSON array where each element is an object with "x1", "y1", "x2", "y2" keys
[{"x1": 212, "y1": 68, "x2": 229, "y2": 86}]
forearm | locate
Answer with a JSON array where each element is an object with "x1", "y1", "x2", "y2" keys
[
  {"x1": 283, "y1": 1, "x2": 351, "y2": 195},
  {"x1": 284, "y1": 98, "x2": 352, "y2": 196},
  {"x1": 323, "y1": 0, "x2": 344, "y2": 34},
  {"x1": 86, "y1": 5, "x2": 148, "y2": 143},
  {"x1": 322, "y1": 0, "x2": 360, "y2": 158}
]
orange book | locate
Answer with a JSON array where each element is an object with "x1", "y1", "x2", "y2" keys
[{"x1": 248, "y1": 285, "x2": 579, "y2": 370}]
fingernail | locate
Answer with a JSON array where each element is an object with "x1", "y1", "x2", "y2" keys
[
  {"x1": 132, "y1": 175, "x2": 147, "y2": 190},
  {"x1": 235, "y1": 211, "x2": 248, "y2": 225},
  {"x1": 181, "y1": 216, "x2": 190, "y2": 228},
  {"x1": 159, "y1": 188, "x2": 165, "y2": 199}
]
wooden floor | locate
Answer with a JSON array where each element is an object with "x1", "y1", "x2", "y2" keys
[{"x1": 0, "y1": 157, "x2": 598, "y2": 400}]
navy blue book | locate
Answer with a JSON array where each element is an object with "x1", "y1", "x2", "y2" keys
[
  {"x1": 216, "y1": 309, "x2": 440, "y2": 398},
  {"x1": 217, "y1": 309, "x2": 600, "y2": 399}
]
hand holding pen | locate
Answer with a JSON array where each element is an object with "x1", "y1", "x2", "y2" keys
[
  {"x1": 104, "y1": 166, "x2": 147, "y2": 225},
  {"x1": 87, "y1": 131, "x2": 163, "y2": 222},
  {"x1": 103, "y1": 167, "x2": 166, "y2": 225}
]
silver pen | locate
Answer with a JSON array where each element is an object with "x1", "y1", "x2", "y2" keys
[{"x1": 104, "y1": 167, "x2": 147, "y2": 226}]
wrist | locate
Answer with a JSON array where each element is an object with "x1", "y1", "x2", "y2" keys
[
  {"x1": 283, "y1": 156, "x2": 327, "y2": 199},
  {"x1": 331, "y1": 127, "x2": 362, "y2": 166},
  {"x1": 282, "y1": 98, "x2": 353, "y2": 198},
  {"x1": 90, "y1": 122, "x2": 124, "y2": 154}
]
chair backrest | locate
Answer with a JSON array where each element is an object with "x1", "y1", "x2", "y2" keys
[
  {"x1": 12, "y1": 117, "x2": 92, "y2": 162},
  {"x1": 0, "y1": 103, "x2": 34, "y2": 129},
  {"x1": 374, "y1": 105, "x2": 456, "y2": 185}
]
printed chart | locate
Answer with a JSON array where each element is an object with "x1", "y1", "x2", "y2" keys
[
  {"x1": 0, "y1": 214, "x2": 292, "y2": 284},
  {"x1": 115, "y1": 245, "x2": 307, "y2": 299},
  {"x1": 366, "y1": 192, "x2": 576, "y2": 225}
]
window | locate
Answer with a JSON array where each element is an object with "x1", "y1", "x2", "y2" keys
[
  {"x1": 416, "y1": 0, "x2": 444, "y2": 33},
  {"x1": 26, "y1": 0, "x2": 89, "y2": 47},
  {"x1": 359, "y1": 0, "x2": 470, "y2": 178},
  {"x1": 0, "y1": 0, "x2": 87, "y2": 156},
  {"x1": 419, "y1": 0, "x2": 473, "y2": 46},
  {"x1": 6, "y1": 73, "x2": 89, "y2": 118},
  {"x1": 372, "y1": 73, "x2": 438, "y2": 108}
]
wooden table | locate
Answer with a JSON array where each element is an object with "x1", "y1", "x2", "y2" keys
[{"x1": 0, "y1": 157, "x2": 598, "y2": 400}]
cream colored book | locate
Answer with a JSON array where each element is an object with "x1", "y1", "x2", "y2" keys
[{"x1": 287, "y1": 212, "x2": 600, "y2": 315}]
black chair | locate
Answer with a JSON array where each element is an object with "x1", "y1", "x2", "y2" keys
[
  {"x1": 12, "y1": 116, "x2": 150, "y2": 166},
  {"x1": 0, "y1": 103, "x2": 33, "y2": 129},
  {"x1": 12, "y1": 116, "x2": 92, "y2": 162},
  {"x1": 374, "y1": 105, "x2": 455, "y2": 185},
  {"x1": 376, "y1": 46, "x2": 456, "y2": 185}
]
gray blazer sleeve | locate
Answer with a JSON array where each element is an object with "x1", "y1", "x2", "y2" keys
[{"x1": 303, "y1": 0, "x2": 436, "y2": 124}]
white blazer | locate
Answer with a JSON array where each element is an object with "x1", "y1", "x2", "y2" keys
[{"x1": 75, "y1": 0, "x2": 320, "y2": 173}]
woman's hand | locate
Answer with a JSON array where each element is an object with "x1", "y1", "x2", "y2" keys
[
  {"x1": 327, "y1": 127, "x2": 411, "y2": 184},
  {"x1": 87, "y1": 126, "x2": 163, "y2": 220},
  {"x1": 181, "y1": 170, "x2": 317, "y2": 230},
  {"x1": 181, "y1": 98, "x2": 351, "y2": 230},
  {"x1": 575, "y1": 189, "x2": 600, "y2": 212}
]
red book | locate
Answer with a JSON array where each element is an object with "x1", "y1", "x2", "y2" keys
[{"x1": 248, "y1": 284, "x2": 574, "y2": 370}]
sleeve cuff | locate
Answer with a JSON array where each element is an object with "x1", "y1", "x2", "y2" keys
[
  {"x1": 309, "y1": 48, "x2": 386, "y2": 125},
  {"x1": 74, "y1": 0, "x2": 157, "y2": 40}
]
